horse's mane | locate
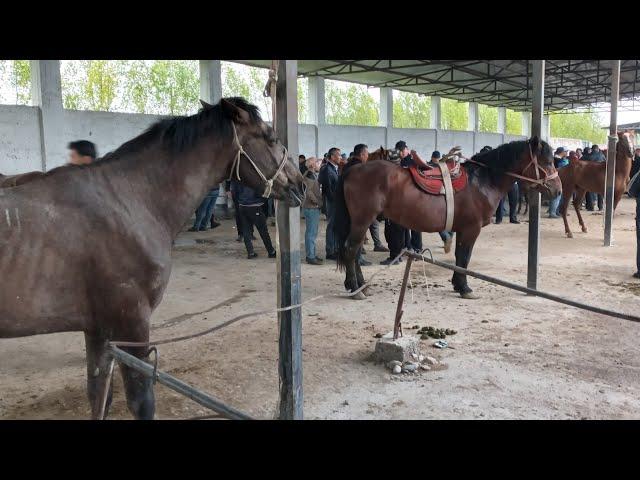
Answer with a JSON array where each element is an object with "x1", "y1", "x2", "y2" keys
[
  {"x1": 34, "y1": 97, "x2": 266, "y2": 180},
  {"x1": 99, "y1": 97, "x2": 266, "y2": 164},
  {"x1": 467, "y1": 139, "x2": 553, "y2": 184}
]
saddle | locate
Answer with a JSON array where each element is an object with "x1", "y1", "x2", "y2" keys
[
  {"x1": 407, "y1": 147, "x2": 469, "y2": 233},
  {"x1": 408, "y1": 159, "x2": 468, "y2": 195}
]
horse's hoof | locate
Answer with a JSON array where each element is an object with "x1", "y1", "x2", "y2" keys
[
  {"x1": 581, "y1": 227, "x2": 588, "y2": 233},
  {"x1": 351, "y1": 291, "x2": 367, "y2": 300},
  {"x1": 460, "y1": 291, "x2": 479, "y2": 300},
  {"x1": 444, "y1": 238, "x2": 453, "y2": 254},
  {"x1": 566, "y1": 232, "x2": 573, "y2": 238}
]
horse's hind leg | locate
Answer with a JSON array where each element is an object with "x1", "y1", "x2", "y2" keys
[
  {"x1": 355, "y1": 261, "x2": 369, "y2": 296},
  {"x1": 343, "y1": 225, "x2": 368, "y2": 300},
  {"x1": 573, "y1": 188, "x2": 588, "y2": 233},
  {"x1": 84, "y1": 332, "x2": 115, "y2": 419},
  {"x1": 560, "y1": 188, "x2": 574, "y2": 238}
]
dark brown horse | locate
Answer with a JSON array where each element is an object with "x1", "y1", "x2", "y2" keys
[
  {"x1": 559, "y1": 131, "x2": 635, "y2": 238},
  {"x1": 0, "y1": 97, "x2": 304, "y2": 419},
  {"x1": 333, "y1": 137, "x2": 561, "y2": 300},
  {"x1": 0, "y1": 171, "x2": 46, "y2": 187}
]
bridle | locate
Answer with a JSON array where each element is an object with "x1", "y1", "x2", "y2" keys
[
  {"x1": 463, "y1": 142, "x2": 558, "y2": 193},
  {"x1": 227, "y1": 121, "x2": 289, "y2": 198}
]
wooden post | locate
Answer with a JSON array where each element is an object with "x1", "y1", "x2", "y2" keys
[
  {"x1": 393, "y1": 255, "x2": 413, "y2": 340},
  {"x1": 274, "y1": 60, "x2": 303, "y2": 420},
  {"x1": 527, "y1": 60, "x2": 545, "y2": 291},
  {"x1": 604, "y1": 60, "x2": 621, "y2": 247}
]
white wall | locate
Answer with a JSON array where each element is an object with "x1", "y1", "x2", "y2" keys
[
  {"x1": 0, "y1": 104, "x2": 585, "y2": 176},
  {"x1": 388, "y1": 128, "x2": 437, "y2": 156},
  {"x1": 317, "y1": 124, "x2": 386, "y2": 157},
  {"x1": 0, "y1": 105, "x2": 43, "y2": 174},
  {"x1": 61, "y1": 110, "x2": 165, "y2": 169}
]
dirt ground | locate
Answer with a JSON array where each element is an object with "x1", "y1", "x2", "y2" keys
[{"x1": 1, "y1": 197, "x2": 639, "y2": 420}]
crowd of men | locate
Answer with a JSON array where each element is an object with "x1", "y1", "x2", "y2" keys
[{"x1": 63, "y1": 135, "x2": 640, "y2": 279}]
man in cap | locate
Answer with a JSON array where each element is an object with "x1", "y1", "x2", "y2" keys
[{"x1": 548, "y1": 147, "x2": 568, "y2": 218}]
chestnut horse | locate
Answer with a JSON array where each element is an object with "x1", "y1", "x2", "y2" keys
[
  {"x1": 559, "y1": 131, "x2": 635, "y2": 238},
  {"x1": 333, "y1": 137, "x2": 561, "y2": 299},
  {"x1": 0, "y1": 97, "x2": 304, "y2": 419}
]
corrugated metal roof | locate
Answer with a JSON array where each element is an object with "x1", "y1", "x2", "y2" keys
[{"x1": 232, "y1": 60, "x2": 640, "y2": 113}]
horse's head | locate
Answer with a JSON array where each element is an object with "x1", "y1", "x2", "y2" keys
[
  {"x1": 368, "y1": 146, "x2": 393, "y2": 162},
  {"x1": 210, "y1": 97, "x2": 305, "y2": 207},
  {"x1": 519, "y1": 136, "x2": 562, "y2": 199},
  {"x1": 618, "y1": 130, "x2": 635, "y2": 160}
]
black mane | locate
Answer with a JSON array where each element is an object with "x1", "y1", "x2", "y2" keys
[
  {"x1": 98, "y1": 97, "x2": 266, "y2": 164},
  {"x1": 466, "y1": 139, "x2": 553, "y2": 184}
]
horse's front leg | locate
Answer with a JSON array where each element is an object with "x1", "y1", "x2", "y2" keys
[
  {"x1": 84, "y1": 332, "x2": 115, "y2": 420},
  {"x1": 451, "y1": 227, "x2": 480, "y2": 300}
]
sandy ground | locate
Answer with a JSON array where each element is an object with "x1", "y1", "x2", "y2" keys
[{"x1": 1, "y1": 197, "x2": 639, "y2": 420}]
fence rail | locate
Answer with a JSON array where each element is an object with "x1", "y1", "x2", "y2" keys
[{"x1": 108, "y1": 345, "x2": 253, "y2": 420}]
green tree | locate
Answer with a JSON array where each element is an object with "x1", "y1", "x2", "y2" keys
[
  {"x1": 325, "y1": 80, "x2": 378, "y2": 126},
  {"x1": 441, "y1": 98, "x2": 468, "y2": 130},
  {"x1": 0, "y1": 60, "x2": 31, "y2": 105},
  {"x1": 506, "y1": 109, "x2": 522, "y2": 135},
  {"x1": 478, "y1": 104, "x2": 497, "y2": 132},
  {"x1": 393, "y1": 91, "x2": 430, "y2": 128},
  {"x1": 148, "y1": 60, "x2": 199, "y2": 115},
  {"x1": 85, "y1": 60, "x2": 119, "y2": 111},
  {"x1": 550, "y1": 111, "x2": 606, "y2": 144}
]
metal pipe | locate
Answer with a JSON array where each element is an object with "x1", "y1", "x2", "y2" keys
[
  {"x1": 108, "y1": 345, "x2": 253, "y2": 420},
  {"x1": 528, "y1": 60, "x2": 545, "y2": 290},
  {"x1": 405, "y1": 250, "x2": 640, "y2": 323},
  {"x1": 604, "y1": 60, "x2": 621, "y2": 247}
]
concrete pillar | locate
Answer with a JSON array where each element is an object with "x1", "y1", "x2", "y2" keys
[
  {"x1": 430, "y1": 96, "x2": 442, "y2": 130},
  {"x1": 497, "y1": 107, "x2": 506, "y2": 134},
  {"x1": 528, "y1": 60, "x2": 545, "y2": 291},
  {"x1": 199, "y1": 60, "x2": 222, "y2": 104},
  {"x1": 307, "y1": 76, "x2": 325, "y2": 126},
  {"x1": 522, "y1": 112, "x2": 531, "y2": 136},
  {"x1": 379, "y1": 87, "x2": 393, "y2": 147},
  {"x1": 542, "y1": 114, "x2": 551, "y2": 142},
  {"x1": 30, "y1": 60, "x2": 65, "y2": 171},
  {"x1": 468, "y1": 102, "x2": 480, "y2": 132}
]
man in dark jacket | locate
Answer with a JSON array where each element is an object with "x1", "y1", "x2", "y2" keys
[
  {"x1": 318, "y1": 147, "x2": 341, "y2": 260},
  {"x1": 230, "y1": 180, "x2": 276, "y2": 259},
  {"x1": 631, "y1": 148, "x2": 640, "y2": 181},
  {"x1": 583, "y1": 144, "x2": 606, "y2": 211},
  {"x1": 628, "y1": 169, "x2": 640, "y2": 278}
]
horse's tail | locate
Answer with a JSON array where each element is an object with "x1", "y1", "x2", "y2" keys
[{"x1": 333, "y1": 175, "x2": 351, "y2": 272}]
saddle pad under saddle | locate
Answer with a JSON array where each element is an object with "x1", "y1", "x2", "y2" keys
[{"x1": 408, "y1": 162, "x2": 468, "y2": 195}]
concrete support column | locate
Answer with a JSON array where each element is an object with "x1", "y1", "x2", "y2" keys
[
  {"x1": 468, "y1": 102, "x2": 480, "y2": 132},
  {"x1": 199, "y1": 60, "x2": 222, "y2": 104},
  {"x1": 307, "y1": 76, "x2": 325, "y2": 126},
  {"x1": 542, "y1": 114, "x2": 551, "y2": 142},
  {"x1": 522, "y1": 111, "x2": 531, "y2": 136},
  {"x1": 430, "y1": 96, "x2": 442, "y2": 130},
  {"x1": 30, "y1": 60, "x2": 65, "y2": 171},
  {"x1": 497, "y1": 107, "x2": 506, "y2": 134},
  {"x1": 379, "y1": 87, "x2": 393, "y2": 147}
]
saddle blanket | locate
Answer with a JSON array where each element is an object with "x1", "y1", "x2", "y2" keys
[{"x1": 408, "y1": 162, "x2": 468, "y2": 195}]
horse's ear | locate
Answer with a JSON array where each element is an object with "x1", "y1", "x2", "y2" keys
[
  {"x1": 200, "y1": 99, "x2": 213, "y2": 109},
  {"x1": 530, "y1": 136, "x2": 540, "y2": 151},
  {"x1": 220, "y1": 98, "x2": 251, "y2": 124}
]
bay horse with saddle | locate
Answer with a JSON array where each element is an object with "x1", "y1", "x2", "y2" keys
[
  {"x1": 333, "y1": 137, "x2": 562, "y2": 299},
  {"x1": 0, "y1": 97, "x2": 304, "y2": 419}
]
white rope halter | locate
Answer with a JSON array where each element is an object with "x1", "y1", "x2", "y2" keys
[{"x1": 227, "y1": 121, "x2": 289, "y2": 198}]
